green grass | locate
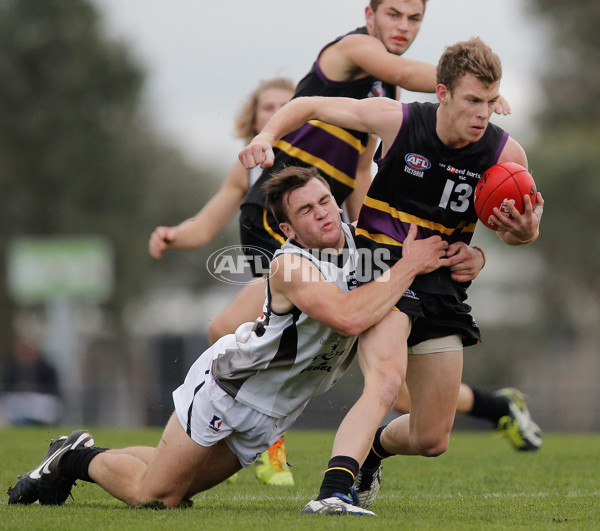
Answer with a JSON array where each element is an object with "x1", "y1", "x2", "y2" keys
[{"x1": 1, "y1": 427, "x2": 599, "y2": 529}]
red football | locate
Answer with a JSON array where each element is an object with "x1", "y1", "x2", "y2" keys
[{"x1": 474, "y1": 162, "x2": 537, "y2": 230}]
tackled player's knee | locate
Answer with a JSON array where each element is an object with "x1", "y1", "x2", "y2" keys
[{"x1": 414, "y1": 434, "x2": 449, "y2": 458}]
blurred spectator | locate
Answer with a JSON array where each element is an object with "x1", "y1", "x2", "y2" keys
[{"x1": 0, "y1": 332, "x2": 63, "y2": 426}]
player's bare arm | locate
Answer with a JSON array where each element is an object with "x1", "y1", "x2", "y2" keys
[
  {"x1": 269, "y1": 224, "x2": 449, "y2": 337},
  {"x1": 319, "y1": 33, "x2": 436, "y2": 92},
  {"x1": 239, "y1": 97, "x2": 404, "y2": 170},
  {"x1": 148, "y1": 160, "x2": 248, "y2": 258}
]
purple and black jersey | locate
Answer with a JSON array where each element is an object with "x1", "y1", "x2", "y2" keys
[
  {"x1": 242, "y1": 26, "x2": 397, "y2": 210},
  {"x1": 356, "y1": 102, "x2": 508, "y2": 298}
]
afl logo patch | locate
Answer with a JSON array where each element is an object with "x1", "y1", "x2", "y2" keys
[
  {"x1": 368, "y1": 80, "x2": 385, "y2": 98},
  {"x1": 405, "y1": 153, "x2": 431, "y2": 170}
]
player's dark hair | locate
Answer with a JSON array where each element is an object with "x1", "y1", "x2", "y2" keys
[
  {"x1": 437, "y1": 37, "x2": 502, "y2": 93},
  {"x1": 369, "y1": 0, "x2": 428, "y2": 11},
  {"x1": 264, "y1": 166, "x2": 330, "y2": 224}
]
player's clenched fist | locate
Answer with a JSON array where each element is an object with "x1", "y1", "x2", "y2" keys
[
  {"x1": 239, "y1": 133, "x2": 275, "y2": 170},
  {"x1": 149, "y1": 226, "x2": 177, "y2": 259}
]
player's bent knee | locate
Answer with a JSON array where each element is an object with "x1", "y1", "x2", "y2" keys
[
  {"x1": 413, "y1": 434, "x2": 450, "y2": 457},
  {"x1": 134, "y1": 491, "x2": 185, "y2": 509}
]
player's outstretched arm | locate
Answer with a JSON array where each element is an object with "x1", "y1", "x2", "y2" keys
[
  {"x1": 239, "y1": 97, "x2": 403, "y2": 171},
  {"x1": 148, "y1": 161, "x2": 248, "y2": 258},
  {"x1": 331, "y1": 34, "x2": 437, "y2": 93}
]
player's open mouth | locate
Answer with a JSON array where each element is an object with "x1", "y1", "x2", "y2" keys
[{"x1": 393, "y1": 36, "x2": 407, "y2": 43}]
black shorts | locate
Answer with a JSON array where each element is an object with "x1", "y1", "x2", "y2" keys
[
  {"x1": 396, "y1": 290, "x2": 481, "y2": 348},
  {"x1": 239, "y1": 204, "x2": 287, "y2": 277}
]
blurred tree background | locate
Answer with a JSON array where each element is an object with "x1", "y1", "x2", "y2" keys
[
  {"x1": 460, "y1": 0, "x2": 600, "y2": 431},
  {"x1": 521, "y1": 0, "x2": 600, "y2": 429},
  {"x1": 0, "y1": 0, "x2": 225, "y2": 345},
  {"x1": 0, "y1": 0, "x2": 598, "y2": 428}
]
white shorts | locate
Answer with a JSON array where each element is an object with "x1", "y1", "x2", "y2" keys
[
  {"x1": 172, "y1": 347, "x2": 301, "y2": 468},
  {"x1": 407, "y1": 334, "x2": 463, "y2": 355}
]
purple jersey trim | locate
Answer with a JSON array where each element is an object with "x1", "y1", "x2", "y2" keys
[
  {"x1": 493, "y1": 131, "x2": 510, "y2": 163},
  {"x1": 373, "y1": 102, "x2": 410, "y2": 167}
]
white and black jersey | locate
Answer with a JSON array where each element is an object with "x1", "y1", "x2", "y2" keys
[{"x1": 211, "y1": 222, "x2": 360, "y2": 418}]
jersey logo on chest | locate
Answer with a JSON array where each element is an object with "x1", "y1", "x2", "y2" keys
[{"x1": 404, "y1": 153, "x2": 431, "y2": 178}]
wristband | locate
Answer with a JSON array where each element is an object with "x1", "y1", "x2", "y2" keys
[{"x1": 518, "y1": 229, "x2": 540, "y2": 244}]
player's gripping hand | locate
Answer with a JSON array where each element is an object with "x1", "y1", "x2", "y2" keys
[
  {"x1": 239, "y1": 132, "x2": 275, "y2": 170},
  {"x1": 446, "y1": 242, "x2": 485, "y2": 283},
  {"x1": 149, "y1": 226, "x2": 177, "y2": 259},
  {"x1": 494, "y1": 192, "x2": 544, "y2": 245},
  {"x1": 402, "y1": 223, "x2": 450, "y2": 275}
]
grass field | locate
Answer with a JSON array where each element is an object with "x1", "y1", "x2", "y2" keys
[{"x1": 1, "y1": 427, "x2": 599, "y2": 530}]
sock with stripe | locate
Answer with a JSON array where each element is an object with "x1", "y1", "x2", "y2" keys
[
  {"x1": 362, "y1": 425, "x2": 393, "y2": 471},
  {"x1": 316, "y1": 455, "x2": 359, "y2": 500}
]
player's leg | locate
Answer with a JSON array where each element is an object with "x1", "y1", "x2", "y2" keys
[
  {"x1": 312, "y1": 310, "x2": 409, "y2": 503},
  {"x1": 254, "y1": 434, "x2": 294, "y2": 486},
  {"x1": 471, "y1": 386, "x2": 543, "y2": 450},
  {"x1": 88, "y1": 413, "x2": 233, "y2": 507},
  {"x1": 394, "y1": 380, "x2": 473, "y2": 414},
  {"x1": 456, "y1": 382, "x2": 475, "y2": 412},
  {"x1": 208, "y1": 278, "x2": 266, "y2": 343},
  {"x1": 392, "y1": 380, "x2": 541, "y2": 450},
  {"x1": 97, "y1": 441, "x2": 243, "y2": 497},
  {"x1": 107, "y1": 446, "x2": 155, "y2": 464},
  {"x1": 353, "y1": 338, "x2": 463, "y2": 507},
  {"x1": 383, "y1": 343, "x2": 463, "y2": 456},
  {"x1": 331, "y1": 310, "x2": 408, "y2": 460},
  {"x1": 392, "y1": 380, "x2": 411, "y2": 413}
]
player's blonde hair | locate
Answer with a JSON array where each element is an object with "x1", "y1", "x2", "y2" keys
[
  {"x1": 234, "y1": 77, "x2": 295, "y2": 144},
  {"x1": 437, "y1": 37, "x2": 502, "y2": 93}
]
